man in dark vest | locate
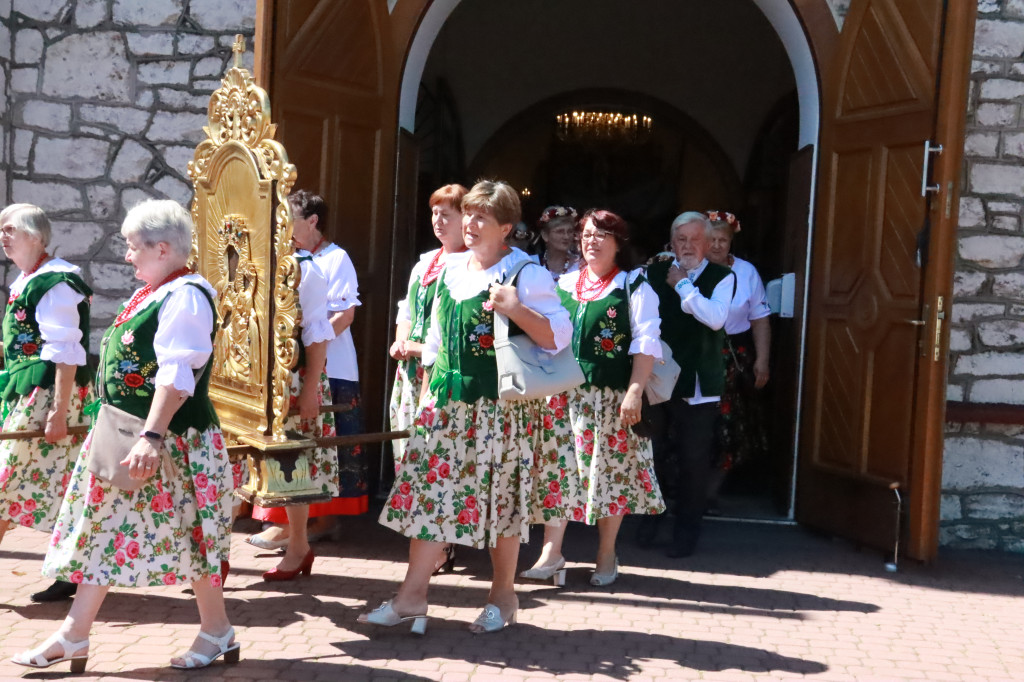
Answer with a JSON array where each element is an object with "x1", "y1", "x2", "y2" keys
[{"x1": 641, "y1": 211, "x2": 735, "y2": 557}]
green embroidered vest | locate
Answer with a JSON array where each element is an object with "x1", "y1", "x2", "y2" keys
[
  {"x1": 99, "y1": 282, "x2": 219, "y2": 434},
  {"x1": 648, "y1": 258, "x2": 732, "y2": 399},
  {"x1": 1, "y1": 270, "x2": 93, "y2": 402},
  {"x1": 429, "y1": 276, "x2": 523, "y2": 405},
  {"x1": 402, "y1": 255, "x2": 441, "y2": 381},
  {"x1": 295, "y1": 255, "x2": 313, "y2": 371},
  {"x1": 559, "y1": 274, "x2": 644, "y2": 391}
]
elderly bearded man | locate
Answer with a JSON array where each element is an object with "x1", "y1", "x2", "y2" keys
[{"x1": 639, "y1": 212, "x2": 736, "y2": 558}]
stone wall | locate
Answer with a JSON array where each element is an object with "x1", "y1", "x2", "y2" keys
[
  {"x1": 0, "y1": 0, "x2": 255, "y2": 346},
  {"x1": 942, "y1": 0, "x2": 1024, "y2": 551}
]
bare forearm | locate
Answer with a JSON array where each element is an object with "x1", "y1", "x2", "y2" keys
[
  {"x1": 628, "y1": 354, "x2": 655, "y2": 392},
  {"x1": 394, "y1": 320, "x2": 411, "y2": 344},
  {"x1": 505, "y1": 303, "x2": 556, "y2": 350},
  {"x1": 331, "y1": 308, "x2": 355, "y2": 336},
  {"x1": 303, "y1": 340, "x2": 328, "y2": 383},
  {"x1": 751, "y1": 316, "x2": 771, "y2": 362},
  {"x1": 52, "y1": 363, "x2": 77, "y2": 413},
  {"x1": 145, "y1": 384, "x2": 190, "y2": 435}
]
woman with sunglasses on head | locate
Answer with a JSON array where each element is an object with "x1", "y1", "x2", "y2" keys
[{"x1": 521, "y1": 209, "x2": 665, "y2": 588}]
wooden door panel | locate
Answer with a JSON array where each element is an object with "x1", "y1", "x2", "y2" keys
[{"x1": 798, "y1": 0, "x2": 946, "y2": 557}]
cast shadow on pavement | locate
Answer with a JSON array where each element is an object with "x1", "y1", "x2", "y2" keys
[{"x1": 18, "y1": 660, "x2": 437, "y2": 681}]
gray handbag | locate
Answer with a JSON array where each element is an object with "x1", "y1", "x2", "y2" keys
[
  {"x1": 623, "y1": 270, "x2": 680, "y2": 405},
  {"x1": 494, "y1": 259, "x2": 585, "y2": 401}
]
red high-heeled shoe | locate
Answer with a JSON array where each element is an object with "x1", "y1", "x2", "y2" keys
[
  {"x1": 220, "y1": 560, "x2": 230, "y2": 587},
  {"x1": 261, "y1": 549, "x2": 314, "y2": 582}
]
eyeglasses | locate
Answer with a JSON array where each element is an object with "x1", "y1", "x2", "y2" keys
[{"x1": 580, "y1": 229, "x2": 611, "y2": 243}]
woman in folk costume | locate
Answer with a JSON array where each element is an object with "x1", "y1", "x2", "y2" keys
[
  {"x1": 13, "y1": 200, "x2": 238, "y2": 672},
  {"x1": 247, "y1": 190, "x2": 363, "y2": 547},
  {"x1": 0, "y1": 204, "x2": 94, "y2": 603},
  {"x1": 253, "y1": 202, "x2": 339, "y2": 581},
  {"x1": 361, "y1": 180, "x2": 571, "y2": 633},
  {"x1": 521, "y1": 209, "x2": 665, "y2": 587},
  {"x1": 388, "y1": 184, "x2": 467, "y2": 573}
]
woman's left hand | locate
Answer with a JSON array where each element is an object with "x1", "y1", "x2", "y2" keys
[
  {"x1": 619, "y1": 386, "x2": 643, "y2": 427},
  {"x1": 754, "y1": 358, "x2": 770, "y2": 389},
  {"x1": 488, "y1": 283, "x2": 520, "y2": 316},
  {"x1": 120, "y1": 437, "x2": 163, "y2": 481},
  {"x1": 298, "y1": 383, "x2": 319, "y2": 421},
  {"x1": 44, "y1": 407, "x2": 68, "y2": 444}
]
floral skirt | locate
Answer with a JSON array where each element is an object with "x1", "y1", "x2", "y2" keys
[
  {"x1": 379, "y1": 393, "x2": 541, "y2": 549},
  {"x1": 528, "y1": 392, "x2": 576, "y2": 524},
  {"x1": 717, "y1": 333, "x2": 768, "y2": 471},
  {"x1": 388, "y1": 358, "x2": 423, "y2": 464},
  {"x1": 531, "y1": 386, "x2": 665, "y2": 525},
  {"x1": 0, "y1": 383, "x2": 93, "y2": 533},
  {"x1": 252, "y1": 370, "x2": 340, "y2": 523},
  {"x1": 42, "y1": 425, "x2": 233, "y2": 587}
]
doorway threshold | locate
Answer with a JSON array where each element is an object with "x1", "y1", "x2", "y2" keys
[{"x1": 705, "y1": 515, "x2": 798, "y2": 527}]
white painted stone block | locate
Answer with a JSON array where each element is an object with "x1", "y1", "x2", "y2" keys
[
  {"x1": 976, "y1": 103, "x2": 1019, "y2": 127},
  {"x1": 79, "y1": 104, "x2": 151, "y2": 135},
  {"x1": 90, "y1": 262, "x2": 137, "y2": 289},
  {"x1": 14, "y1": 28, "x2": 44, "y2": 63},
  {"x1": 975, "y1": 19, "x2": 1024, "y2": 58},
  {"x1": 159, "y1": 144, "x2": 197, "y2": 176},
  {"x1": 958, "y1": 235, "x2": 1024, "y2": 268},
  {"x1": 958, "y1": 196, "x2": 985, "y2": 228},
  {"x1": 963, "y1": 493, "x2": 1024, "y2": 520},
  {"x1": 190, "y1": 0, "x2": 255, "y2": 31},
  {"x1": 971, "y1": 163, "x2": 1024, "y2": 195},
  {"x1": 972, "y1": 60, "x2": 1003, "y2": 75},
  {"x1": 942, "y1": 436, "x2": 1024, "y2": 489},
  {"x1": 91, "y1": 293, "x2": 125, "y2": 317},
  {"x1": 939, "y1": 494, "x2": 962, "y2": 522},
  {"x1": 15, "y1": 0, "x2": 66, "y2": 21},
  {"x1": 954, "y1": 352, "x2": 1024, "y2": 377},
  {"x1": 112, "y1": 0, "x2": 182, "y2": 26},
  {"x1": 951, "y1": 303, "x2": 1004, "y2": 323},
  {"x1": 11, "y1": 179, "x2": 83, "y2": 211},
  {"x1": 947, "y1": 383, "x2": 965, "y2": 401},
  {"x1": 75, "y1": 0, "x2": 107, "y2": 28},
  {"x1": 110, "y1": 139, "x2": 154, "y2": 184},
  {"x1": 194, "y1": 56, "x2": 225, "y2": 79},
  {"x1": 154, "y1": 175, "x2": 193, "y2": 205},
  {"x1": 973, "y1": 379, "x2": 1024, "y2": 404},
  {"x1": 146, "y1": 111, "x2": 209, "y2": 144},
  {"x1": 49, "y1": 222, "x2": 105, "y2": 258},
  {"x1": 127, "y1": 32, "x2": 176, "y2": 56},
  {"x1": 33, "y1": 135, "x2": 110, "y2": 180},
  {"x1": 177, "y1": 35, "x2": 216, "y2": 55},
  {"x1": 17, "y1": 99, "x2": 72, "y2": 131},
  {"x1": 965, "y1": 132, "x2": 999, "y2": 157},
  {"x1": 994, "y1": 215, "x2": 1021, "y2": 232},
  {"x1": 137, "y1": 59, "x2": 191, "y2": 85},
  {"x1": 1003, "y1": 132, "x2": 1024, "y2": 159},
  {"x1": 992, "y1": 272, "x2": 1024, "y2": 299},
  {"x1": 978, "y1": 319, "x2": 1024, "y2": 347},
  {"x1": 42, "y1": 33, "x2": 132, "y2": 103},
  {"x1": 980, "y1": 78, "x2": 1024, "y2": 101},
  {"x1": 953, "y1": 271, "x2": 987, "y2": 296},
  {"x1": 949, "y1": 328, "x2": 972, "y2": 352},
  {"x1": 11, "y1": 67, "x2": 39, "y2": 93},
  {"x1": 12, "y1": 129, "x2": 33, "y2": 167},
  {"x1": 86, "y1": 184, "x2": 118, "y2": 219}
]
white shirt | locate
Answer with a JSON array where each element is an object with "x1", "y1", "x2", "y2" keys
[
  {"x1": 119, "y1": 273, "x2": 217, "y2": 396},
  {"x1": 297, "y1": 258, "x2": 335, "y2": 348},
  {"x1": 422, "y1": 247, "x2": 572, "y2": 367},
  {"x1": 557, "y1": 268, "x2": 662, "y2": 358},
  {"x1": 671, "y1": 257, "x2": 736, "y2": 404},
  {"x1": 300, "y1": 243, "x2": 360, "y2": 382},
  {"x1": 8, "y1": 258, "x2": 88, "y2": 366},
  {"x1": 724, "y1": 256, "x2": 771, "y2": 335},
  {"x1": 395, "y1": 248, "x2": 441, "y2": 324}
]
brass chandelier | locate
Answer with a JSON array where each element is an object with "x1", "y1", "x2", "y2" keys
[{"x1": 555, "y1": 110, "x2": 652, "y2": 143}]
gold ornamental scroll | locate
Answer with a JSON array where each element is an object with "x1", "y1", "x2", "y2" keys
[{"x1": 187, "y1": 36, "x2": 325, "y2": 507}]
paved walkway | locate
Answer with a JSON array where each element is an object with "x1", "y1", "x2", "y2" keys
[{"x1": 1, "y1": 513, "x2": 1023, "y2": 681}]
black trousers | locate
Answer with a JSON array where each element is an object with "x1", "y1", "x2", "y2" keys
[{"x1": 651, "y1": 399, "x2": 719, "y2": 546}]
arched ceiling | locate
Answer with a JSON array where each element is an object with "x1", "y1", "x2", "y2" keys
[{"x1": 420, "y1": 0, "x2": 797, "y2": 177}]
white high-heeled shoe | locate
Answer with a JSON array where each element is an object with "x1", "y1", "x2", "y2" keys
[
  {"x1": 358, "y1": 600, "x2": 429, "y2": 634},
  {"x1": 469, "y1": 603, "x2": 517, "y2": 634},
  {"x1": 590, "y1": 557, "x2": 619, "y2": 587},
  {"x1": 170, "y1": 627, "x2": 241, "y2": 669},
  {"x1": 11, "y1": 632, "x2": 89, "y2": 673},
  {"x1": 518, "y1": 557, "x2": 567, "y2": 586}
]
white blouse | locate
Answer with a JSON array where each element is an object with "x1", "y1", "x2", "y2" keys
[
  {"x1": 120, "y1": 274, "x2": 216, "y2": 396},
  {"x1": 557, "y1": 268, "x2": 663, "y2": 358},
  {"x1": 724, "y1": 256, "x2": 771, "y2": 335},
  {"x1": 395, "y1": 247, "x2": 441, "y2": 324},
  {"x1": 8, "y1": 258, "x2": 87, "y2": 366},
  {"x1": 297, "y1": 258, "x2": 335, "y2": 348},
  {"x1": 301, "y1": 243, "x2": 360, "y2": 382},
  {"x1": 422, "y1": 247, "x2": 572, "y2": 367}
]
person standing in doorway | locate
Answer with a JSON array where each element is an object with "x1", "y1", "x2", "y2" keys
[{"x1": 639, "y1": 211, "x2": 735, "y2": 558}]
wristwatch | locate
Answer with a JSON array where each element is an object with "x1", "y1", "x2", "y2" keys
[{"x1": 139, "y1": 430, "x2": 163, "y2": 442}]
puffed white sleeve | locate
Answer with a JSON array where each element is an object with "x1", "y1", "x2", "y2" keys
[
  {"x1": 395, "y1": 256, "x2": 429, "y2": 324},
  {"x1": 298, "y1": 260, "x2": 335, "y2": 347},
  {"x1": 154, "y1": 286, "x2": 214, "y2": 395},
  {"x1": 627, "y1": 272, "x2": 662, "y2": 358},
  {"x1": 515, "y1": 262, "x2": 572, "y2": 353},
  {"x1": 36, "y1": 282, "x2": 88, "y2": 366},
  {"x1": 420, "y1": 299, "x2": 442, "y2": 367},
  {"x1": 326, "y1": 250, "x2": 361, "y2": 312},
  {"x1": 747, "y1": 267, "x2": 772, "y2": 322}
]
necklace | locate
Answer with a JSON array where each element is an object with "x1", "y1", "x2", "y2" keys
[
  {"x1": 114, "y1": 267, "x2": 192, "y2": 326},
  {"x1": 311, "y1": 235, "x2": 328, "y2": 255},
  {"x1": 575, "y1": 266, "x2": 619, "y2": 301},
  {"x1": 543, "y1": 251, "x2": 577, "y2": 276},
  {"x1": 8, "y1": 252, "x2": 50, "y2": 304},
  {"x1": 421, "y1": 248, "x2": 446, "y2": 286}
]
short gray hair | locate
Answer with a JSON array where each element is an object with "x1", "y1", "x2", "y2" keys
[
  {"x1": 121, "y1": 200, "x2": 193, "y2": 259},
  {"x1": 0, "y1": 203, "x2": 51, "y2": 247},
  {"x1": 669, "y1": 211, "x2": 711, "y2": 241}
]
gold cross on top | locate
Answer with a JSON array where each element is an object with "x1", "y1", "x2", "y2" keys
[{"x1": 232, "y1": 34, "x2": 245, "y2": 68}]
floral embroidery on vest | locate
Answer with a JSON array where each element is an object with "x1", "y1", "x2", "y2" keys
[
  {"x1": 466, "y1": 300, "x2": 495, "y2": 357},
  {"x1": 592, "y1": 305, "x2": 627, "y2": 359}
]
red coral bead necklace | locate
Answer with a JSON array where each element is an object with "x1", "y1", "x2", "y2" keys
[
  {"x1": 114, "y1": 267, "x2": 192, "y2": 326},
  {"x1": 7, "y1": 252, "x2": 50, "y2": 304},
  {"x1": 575, "y1": 265, "x2": 619, "y2": 302}
]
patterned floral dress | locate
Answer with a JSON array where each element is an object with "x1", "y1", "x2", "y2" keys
[
  {"x1": 379, "y1": 249, "x2": 572, "y2": 548},
  {"x1": 389, "y1": 248, "x2": 445, "y2": 463},
  {"x1": 0, "y1": 260, "x2": 94, "y2": 533},
  {"x1": 42, "y1": 275, "x2": 234, "y2": 587},
  {"x1": 531, "y1": 269, "x2": 665, "y2": 525},
  {"x1": 252, "y1": 257, "x2": 340, "y2": 522}
]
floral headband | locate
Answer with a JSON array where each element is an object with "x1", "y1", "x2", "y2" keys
[
  {"x1": 539, "y1": 205, "x2": 578, "y2": 223},
  {"x1": 705, "y1": 210, "x2": 741, "y2": 233}
]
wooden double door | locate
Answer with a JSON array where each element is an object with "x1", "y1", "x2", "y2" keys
[{"x1": 255, "y1": 0, "x2": 974, "y2": 561}]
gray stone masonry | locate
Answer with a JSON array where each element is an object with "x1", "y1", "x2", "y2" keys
[
  {"x1": 0, "y1": 0, "x2": 255, "y2": 349},
  {"x1": 944, "y1": 0, "x2": 1024, "y2": 550}
]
